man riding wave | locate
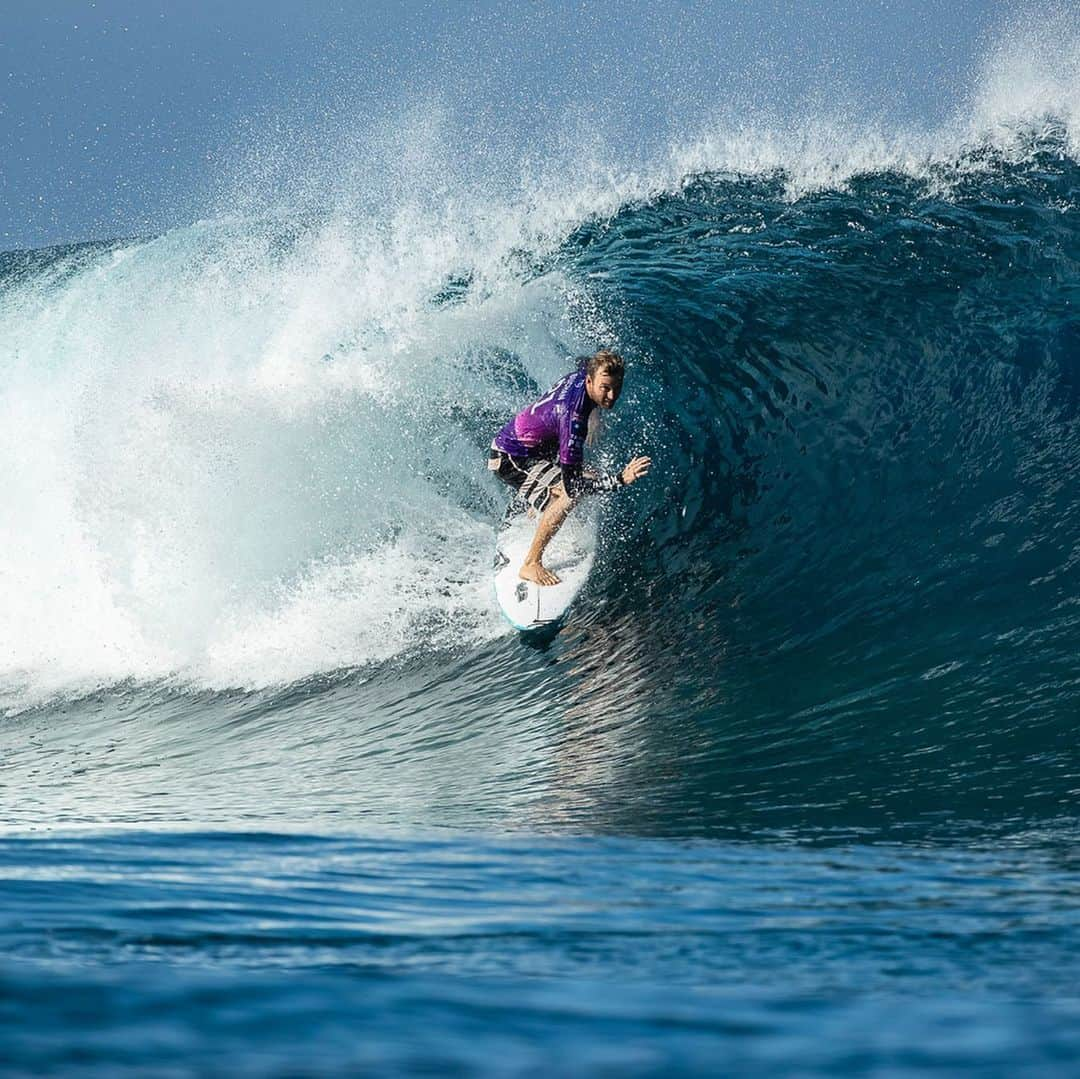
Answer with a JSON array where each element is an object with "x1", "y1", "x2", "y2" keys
[{"x1": 488, "y1": 349, "x2": 651, "y2": 586}]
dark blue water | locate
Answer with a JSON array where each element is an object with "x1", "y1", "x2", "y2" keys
[
  {"x1": 2, "y1": 122, "x2": 1079, "y2": 1071},
  {"x1": 3, "y1": 831, "x2": 1080, "y2": 1074}
]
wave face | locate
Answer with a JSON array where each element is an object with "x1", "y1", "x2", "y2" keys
[
  {"x1": 1, "y1": 105, "x2": 1079, "y2": 841},
  {"x1": 564, "y1": 141, "x2": 1080, "y2": 836}
]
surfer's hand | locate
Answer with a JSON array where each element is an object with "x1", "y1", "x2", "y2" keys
[{"x1": 621, "y1": 456, "x2": 651, "y2": 485}]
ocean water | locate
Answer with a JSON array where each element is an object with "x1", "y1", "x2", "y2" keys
[{"x1": 3, "y1": 15, "x2": 1080, "y2": 1076}]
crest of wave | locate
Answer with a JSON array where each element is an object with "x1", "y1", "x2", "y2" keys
[
  {"x1": 656, "y1": 4, "x2": 1080, "y2": 198},
  {"x1": 971, "y1": 3, "x2": 1080, "y2": 156}
]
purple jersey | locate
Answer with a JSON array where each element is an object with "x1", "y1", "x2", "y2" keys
[{"x1": 493, "y1": 365, "x2": 593, "y2": 466}]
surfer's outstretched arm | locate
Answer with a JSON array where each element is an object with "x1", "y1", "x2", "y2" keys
[{"x1": 519, "y1": 456, "x2": 652, "y2": 587}]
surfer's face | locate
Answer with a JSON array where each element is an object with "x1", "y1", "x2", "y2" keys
[{"x1": 587, "y1": 370, "x2": 622, "y2": 409}]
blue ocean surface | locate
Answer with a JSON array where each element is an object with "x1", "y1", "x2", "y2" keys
[
  {"x1": 2, "y1": 831, "x2": 1080, "y2": 1074},
  {"x1": 3, "y1": 11, "x2": 1080, "y2": 1074}
]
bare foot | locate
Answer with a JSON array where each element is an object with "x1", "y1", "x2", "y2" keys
[{"x1": 519, "y1": 561, "x2": 561, "y2": 587}]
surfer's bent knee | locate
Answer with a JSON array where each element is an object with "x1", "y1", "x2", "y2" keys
[{"x1": 549, "y1": 483, "x2": 575, "y2": 510}]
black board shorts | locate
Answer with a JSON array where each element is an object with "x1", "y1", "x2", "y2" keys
[{"x1": 488, "y1": 448, "x2": 563, "y2": 513}]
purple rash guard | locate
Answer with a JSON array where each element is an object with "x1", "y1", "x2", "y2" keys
[{"x1": 493, "y1": 362, "x2": 622, "y2": 498}]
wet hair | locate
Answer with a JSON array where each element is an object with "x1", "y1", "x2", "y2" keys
[{"x1": 587, "y1": 349, "x2": 625, "y2": 380}]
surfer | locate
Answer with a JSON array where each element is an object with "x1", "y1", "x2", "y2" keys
[{"x1": 488, "y1": 350, "x2": 651, "y2": 586}]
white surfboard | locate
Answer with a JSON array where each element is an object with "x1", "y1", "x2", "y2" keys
[{"x1": 493, "y1": 503, "x2": 596, "y2": 631}]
